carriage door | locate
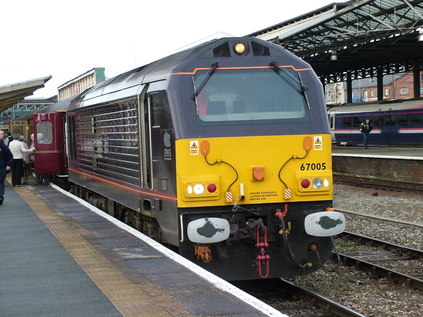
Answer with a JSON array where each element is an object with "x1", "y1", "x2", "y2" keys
[
  {"x1": 329, "y1": 113, "x2": 336, "y2": 143},
  {"x1": 33, "y1": 112, "x2": 66, "y2": 175},
  {"x1": 383, "y1": 114, "x2": 398, "y2": 144}
]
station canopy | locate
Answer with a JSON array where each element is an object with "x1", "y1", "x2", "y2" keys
[
  {"x1": 0, "y1": 76, "x2": 52, "y2": 113},
  {"x1": 249, "y1": 0, "x2": 423, "y2": 83}
]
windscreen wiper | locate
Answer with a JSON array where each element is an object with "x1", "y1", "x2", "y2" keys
[
  {"x1": 192, "y1": 62, "x2": 219, "y2": 100},
  {"x1": 270, "y1": 61, "x2": 310, "y2": 110}
]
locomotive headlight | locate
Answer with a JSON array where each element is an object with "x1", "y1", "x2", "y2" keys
[
  {"x1": 234, "y1": 42, "x2": 246, "y2": 55},
  {"x1": 312, "y1": 177, "x2": 323, "y2": 189},
  {"x1": 193, "y1": 184, "x2": 205, "y2": 195},
  {"x1": 182, "y1": 176, "x2": 220, "y2": 201}
]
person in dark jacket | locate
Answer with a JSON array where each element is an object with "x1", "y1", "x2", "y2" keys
[
  {"x1": 0, "y1": 130, "x2": 13, "y2": 205},
  {"x1": 359, "y1": 119, "x2": 373, "y2": 149}
]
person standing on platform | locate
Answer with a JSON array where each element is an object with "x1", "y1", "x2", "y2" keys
[
  {"x1": 8, "y1": 134, "x2": 34, "y2": 187},
  {"x1": 0, "y1": 129, "x2": 13, "y2": 205},
  {"x1": 5, "y1": 132, "x2": 13, "y2": 147},
  {"x1": 359, "y1": 118, "x2": 373, "y2": 149},
  {"x1": 29, "y1": 133, "x2": 37, "y2": 182},
  {"x1": 0, "y1": 130, "x2": 5, "y2": 143},
  {"x1": 19, "y1": 135, "x2": 31, "y2": 185}
]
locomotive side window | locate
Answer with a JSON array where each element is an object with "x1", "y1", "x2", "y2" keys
[
  {"x1": 148, "y1": 91, "x2": 171, "y2": 161},
  {"x1": 150, "y1": 92, "x2": 166, "y2": 127},
  {"x1": 193, "y1": 68, "x2": 309, "y2": 122},
  {"x1": 36, "y1": 122, "x2": 52, "y2": 144}
]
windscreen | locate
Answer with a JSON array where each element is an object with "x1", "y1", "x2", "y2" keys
[{"x1": 193, "y1": 68, "x2": 309, "y2": 123}]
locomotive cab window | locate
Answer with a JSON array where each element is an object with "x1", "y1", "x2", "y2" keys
[
  {"x1": 36, "y1": 122, "x2": 52, "y2": 144},
  {"x1": 193, "y1": 68, "x2": 309, "y2": 123}
]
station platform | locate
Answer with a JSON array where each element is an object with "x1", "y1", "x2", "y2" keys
[
  {"x1": 332, "y1": 144, "x2": 423, "y2": 159},
  {"x1": 0, "y1": 178, "x2": 284, "y2": 317},
  {"x1": 332, "y1": 145, "x2": 423, "y2": 184}
]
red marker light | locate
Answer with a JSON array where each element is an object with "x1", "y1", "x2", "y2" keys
[
  {"x1": 301, "y1": 179, "x2": 310, "y2": 188},
  {"x1": 207, "y1": 183, "x2": 217, "y2": 193}
]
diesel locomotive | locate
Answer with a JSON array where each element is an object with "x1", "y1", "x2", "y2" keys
[{"x1": 33, "y1": 37, "x2": 345, "y2": 280}]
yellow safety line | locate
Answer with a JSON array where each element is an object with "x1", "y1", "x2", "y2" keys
[{"x1": 13, "y1": 185, "x2": 176, "y2": 317}]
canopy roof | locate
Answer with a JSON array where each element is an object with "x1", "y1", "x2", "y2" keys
[
  {"x1": 250, "y1": 0, "x2": 423, "y2": 83},
  {"x1": 0, "y1": 76, "x2": 52, "y2": 112}
]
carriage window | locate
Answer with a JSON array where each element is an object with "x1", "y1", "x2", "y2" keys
[
  {"x1": 36, "y1": 122, "x2": 52, "y2": 144},
  {"x1": 371, "y1": 116, "x2": 381, "y2": 128},
  {"x1": 194, "y1": 68, "x2": 308, "y2": 122},
  {"x1": 353, "y1": 117, "x2": 361, "y2": 128},
  {"x1": 342, "y1": 117, "x2": 352, "y2": 128},
  {"x1": 385, "y1": 115, "x2": 396, "y2": 126},
  {"x1": 398, "y1": 114, "x2": 408, "y2": 126},
  {"x1": 411, "y1": 113, "x2": 423, "y2": 127}
]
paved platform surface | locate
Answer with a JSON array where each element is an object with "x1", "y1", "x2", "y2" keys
[
  {"x1": 0, "y1": 184, "x2": 122, "y2": 317},
  {"x1": 0, "y1": 179, "x2": 284, "y2": 317}
]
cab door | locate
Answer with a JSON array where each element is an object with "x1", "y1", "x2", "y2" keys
[{"x1": 33, "y1": 112, "x2": 66, "y2": 174}]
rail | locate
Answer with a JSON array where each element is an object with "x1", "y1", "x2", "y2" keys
[
  {"x1": 335, "y1": 231, "x2": 423, "y2": 291},
  {"x1": 279, "y1": 279, "x2": 368, "y2": 317}
]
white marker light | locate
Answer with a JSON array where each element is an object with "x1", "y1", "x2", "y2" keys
[{"x1": 193, "y1": 184, "x2": 205, "y2": 195}]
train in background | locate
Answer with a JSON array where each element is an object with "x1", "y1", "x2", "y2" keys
[
  {"x1": 328, "y1": 99, "x2": 423, "y2": 146},
  {"x1": 32, "y1": 37, "x2": 345, "y2": 280}
]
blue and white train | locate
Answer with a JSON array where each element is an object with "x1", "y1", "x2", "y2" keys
[{"x1": 328, "y1": 99, "x2": 423, "y2": 146}]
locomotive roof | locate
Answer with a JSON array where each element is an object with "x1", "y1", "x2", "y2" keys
[
  {"x1": 73, "y1": 37, "x2": 305, "y2": 109},
  {"x1": 328, "y1": 98, "x2": 423, "y2": 114}
]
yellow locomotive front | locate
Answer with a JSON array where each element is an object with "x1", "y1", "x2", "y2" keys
[
  {"x1": 177, "y1": 134, "x2": 333, "y2": 208},
  {"x1": 172, "y1": 38, "x2": 344, "y2": 280}
]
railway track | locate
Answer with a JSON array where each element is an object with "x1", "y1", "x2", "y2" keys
[
  {"x1": 335, "y1": 231, "x2": 423, "y2": 291},
  {"x1": 336, "y1": 207, "x2": 423, "y2": 229},
  {"x1": 334, "y1": 173, "x2": 423, "y2": 193},
  {"x1": 233, "y1": 278, "x2": 367, "y2": 317},
  {"x1": 279, "y1": 279, "x2": 367, "y2": 317}
]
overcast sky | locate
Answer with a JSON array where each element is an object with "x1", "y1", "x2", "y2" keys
[{"x1": 0, "y1": 0, "x2": 345, "y2": 98}]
